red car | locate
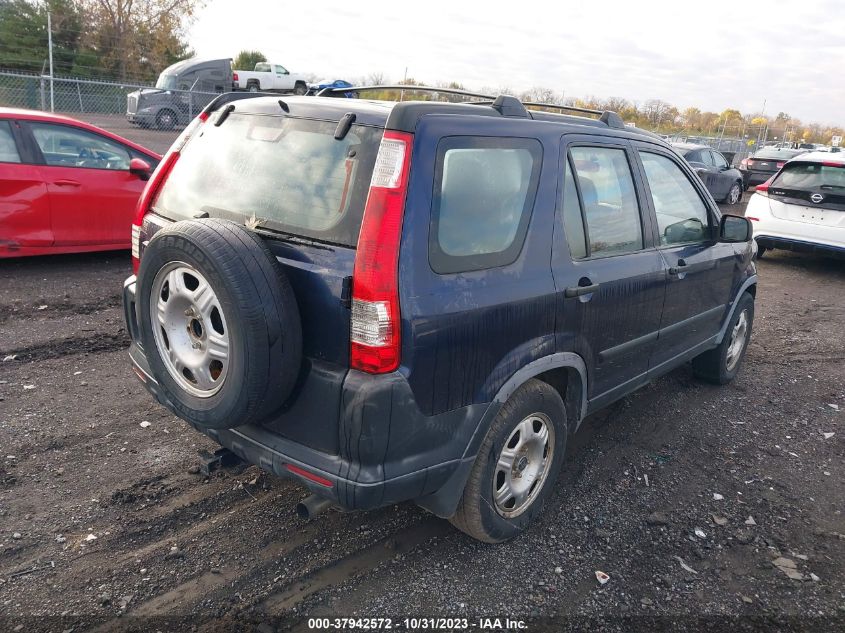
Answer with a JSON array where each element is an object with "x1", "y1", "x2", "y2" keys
[{"x1": 0, "y1": 108, "x2": 161, "y2": 258}]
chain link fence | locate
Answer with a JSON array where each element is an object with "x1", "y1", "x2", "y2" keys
[{"x1": 0, "y1": 70, "x2": 222, "y2": 153}]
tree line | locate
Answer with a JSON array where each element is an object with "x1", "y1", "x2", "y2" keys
[{"x1": 0, "y1": 0, "x2": 199, "y2": 83}]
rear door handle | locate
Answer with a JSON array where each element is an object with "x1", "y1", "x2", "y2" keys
[
  {"x1": 668, "y1": 259, "x2": 688, "y2": 276},
  {"x1": 564, "y1": 283, "x2": 600, "y2": 298},
  {"x1": 54, "y1": 179, "x2": 81, "y2": 187}
]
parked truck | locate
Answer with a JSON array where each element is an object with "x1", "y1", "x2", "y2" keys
[
  {"x1": 233, "y1": 62, "x2": 309, "y2": 95},
  {"x1": 127, "y1": 58, "x2": 233, "y2": 130}
]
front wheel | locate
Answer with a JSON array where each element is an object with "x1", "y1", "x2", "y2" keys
[
  {"x1": 449, "y1": 379, "x2": 567, "y2": 543},
  {"x1": 692, "y1": 292, "x2": 754, "y2": 384},
  {"x1": 155, "y1": 109, "x2": 177, "y2": 130}
]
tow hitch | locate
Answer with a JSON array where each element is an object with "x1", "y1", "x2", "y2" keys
[{"x1": 198, "y1": 447, "x2": 244, "y2": 476}]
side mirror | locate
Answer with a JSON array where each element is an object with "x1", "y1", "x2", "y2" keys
[
  {"x1": 129, "y1": 157, "x2": 152, "y2": 181},
  {"x1": 719, "y1": 214, "x2": 752, "y2": 242}
]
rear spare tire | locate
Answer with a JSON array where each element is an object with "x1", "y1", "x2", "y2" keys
[{"x1": 136, "y1": 219, "x2": 302, "y2": 429}]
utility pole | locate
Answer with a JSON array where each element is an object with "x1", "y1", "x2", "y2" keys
[
  {"x1": 399, "y1": 66, "x2": 407, "y2": 102},
  {"x1": 47, "y1": 10, "x2": 54, "y2": 112}
]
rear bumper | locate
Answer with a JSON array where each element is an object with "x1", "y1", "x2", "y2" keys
[
  {"x1": 746, "y1": 195, "x2": 845, "y2": 257},
  {"x1": 755, "y1": 236, "x2": 845, "y2": 258},
  {"x1": 123, "y1": 276, "x2": 488, "y2": 516}
]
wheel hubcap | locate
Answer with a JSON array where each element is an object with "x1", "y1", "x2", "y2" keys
[
  {"x1": 726, "y1": 309, "x2": 749, "y2": 371},
  {"x1": 493, "y1": 413, "x2": 555, "y2": 518},
  {"x1": 150, "y1": 262, "x2": 229, "y2": 398},
  {"x1": 730, "y1": 185, "x2": 741, "y2": 204}
]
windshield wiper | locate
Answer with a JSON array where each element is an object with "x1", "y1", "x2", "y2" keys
[{"x1": 820, "y1": 184, "x2": 845, "y2": 190}]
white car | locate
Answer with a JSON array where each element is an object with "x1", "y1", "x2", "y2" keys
[
  {"x1": 233, "y1": 62, "x2": 309, "y2": 95},
  {"x1": 747, "y1": 151, "x2": 845, "y2": 258}
]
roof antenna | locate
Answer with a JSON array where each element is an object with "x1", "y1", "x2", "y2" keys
[{"x1": 492, "y1": 95, "x2": 529, "y2": 118}]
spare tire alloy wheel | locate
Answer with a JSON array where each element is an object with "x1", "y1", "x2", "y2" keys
[
  {"x1": 137, "y1": 219, "x2": 302, "y2": 430},
  {"x1": 151, "y1": 262, "x2": 229, "y2": 397}
]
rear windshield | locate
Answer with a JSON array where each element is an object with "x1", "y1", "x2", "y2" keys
[
  {"x1": 154, "y1": 113, "x2": 382, "y2": 246},
  {"x1": 773, "y1": 162, "x2": 845, "y2": 190}
]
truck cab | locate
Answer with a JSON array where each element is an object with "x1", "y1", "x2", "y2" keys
[{"x1": 126, "y1": 58, "x2": 233, "y2": 130}]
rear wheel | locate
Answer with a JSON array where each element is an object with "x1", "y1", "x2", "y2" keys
[
  {"x1": 247, "y1": 82, "x2": 260, "y2": 93},
  {"x1": 294, "y1": 82, "x2": 308, "y2": 95},
  {"x1": 692, "y1": 292, "x2": 754, "y2": 384},
  {"x1": 725, "y1": 181, "x2": 742, "y2": 205},
  {"x1": 449, "y1": 379, "x2": 567, "y2": 543}
]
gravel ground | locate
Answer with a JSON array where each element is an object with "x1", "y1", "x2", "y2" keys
[{"x1": 0, "y1": 198, "x2": 843, "y2": 632}]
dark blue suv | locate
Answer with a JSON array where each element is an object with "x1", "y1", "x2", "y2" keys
[{"x1": 123, "y1": 90, "x2": 757, "y2": 542}]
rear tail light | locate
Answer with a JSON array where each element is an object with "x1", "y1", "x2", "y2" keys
[
  {"x1": 349, "y1": 130, "x2": 413, "y2": 374},
  {"x1": 131, "y1": 114, "x2": 207, "y2": 273},
  {"x1": 740, "y1": 158, "x2": 749, "y2": 169},
  {"x1": 776, "y1": 161, "x2": 786, "y2": 169},
  {"x1": 233, "y1": 72, "x2": 239, "y2": 82},
  {"x1": 755, "y1": 178, "x2": 773, "y2": 197},
  {"x1": 131, "y1": 224, "x2": 141, "y2": 260}
]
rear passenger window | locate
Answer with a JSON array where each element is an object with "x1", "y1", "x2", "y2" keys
[
  {"x1": 430, "y1": 137, "x2": 541, "y2": 273},
  {"x1": 639, "y1": 152, "x2": 710, "y2": 245},
  {"x1": 561, "y1": 159, "x2": 587, "y2": 259},
  {"x1": 0, "y1": 121, "x2": 21, "y2": 163},
  {"x1": 568, "y1": 146, "x2": 643, "y2": 257}
]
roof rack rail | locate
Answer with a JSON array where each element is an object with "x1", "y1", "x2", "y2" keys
[
  {"x1": 316, "y1": 84, "x2": 496, "y2": 100},
  {"x1": 316, "y1": 84, "x2": 626, "y2": 129}
]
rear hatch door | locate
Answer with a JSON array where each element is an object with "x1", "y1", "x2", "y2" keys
[
  {"x1": 768, "y1": 160, "x2": 845, "y2": 226},
  {"x1": 149, "y1": 109, "x2": 385, "y2": 450}
]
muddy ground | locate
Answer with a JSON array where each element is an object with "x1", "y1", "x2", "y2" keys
[{"x1": 1, "y1": 198, "x2": 844, "y2": 632}]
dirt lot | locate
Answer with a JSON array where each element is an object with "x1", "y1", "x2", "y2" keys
[{"x1": 1, "y1": 197, "x2": 844, "y2": 632}]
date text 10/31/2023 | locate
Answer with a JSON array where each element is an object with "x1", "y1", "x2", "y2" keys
[{"x1": 307, "y1": 617, "x2": 528, "y2": 630}]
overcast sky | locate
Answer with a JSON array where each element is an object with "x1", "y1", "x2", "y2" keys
[{"x1": 189, "y1": 0, "x2": 844, "y2": 126}]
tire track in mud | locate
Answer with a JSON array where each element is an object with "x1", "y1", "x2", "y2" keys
[
  {"x1": 0, "y1": 331, "x2": 128, "y2": 360},
  {"x1": 0, "y1": 295, "x2": 122, "y2": 324},
  {"x1": 130, "y1": 526, "x2": 320, "y2": 617},
  {"x1": 87, "y1": 510, "x2": 451, "y2": 629},
  {"x1": 258, "y1": 518, "x2": 453, "y2": 615}
]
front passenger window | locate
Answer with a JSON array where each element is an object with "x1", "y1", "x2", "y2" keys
[
  {"x1": 31, "y1": 123, "x2": 131, "y2": 171},
  {"x1": 640, "y1": 152, "x2": 710, "y2": 245},
  {"x1": 712, "y1": 151, "x2": 728, "y2": 169}
]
